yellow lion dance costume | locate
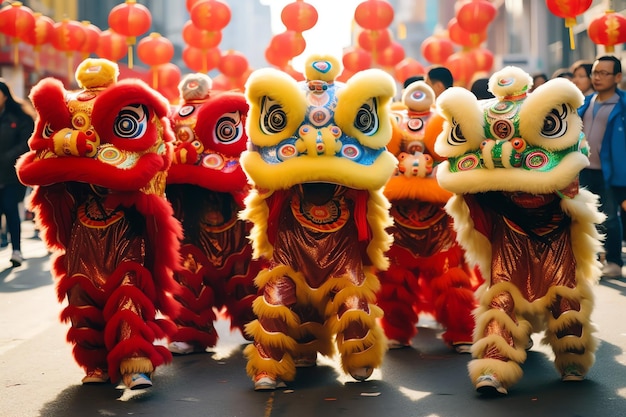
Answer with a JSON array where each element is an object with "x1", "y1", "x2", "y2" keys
[
  {"x1": 434, "y1": 66, "x2": 604, "y2": 396},
  {"x1": 240, "y1": 55, "x2": 397, "y2": 390}
]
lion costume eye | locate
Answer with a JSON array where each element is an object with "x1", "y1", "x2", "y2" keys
[
  {"x1": 114, "y1": 104, "x2": 147, "y2": 139},
  {"x1": 541, "y1": 104, "x2": 568, "y2": 139},
  {"x1": 215, "y1": 111, "x2": 244, "y2": 144},
  {"x1": 42, "y1": 122, "x2": 54, "y2": 139},
  {"x1": 354, "y1": 98, "x2": 379, "y2": 136},
  {"x1": 260, "y1": 96, "x2": 287, "y2": 135},
  {"x1": 449, "y1": 118, "x2": 467, "y2": 145}
]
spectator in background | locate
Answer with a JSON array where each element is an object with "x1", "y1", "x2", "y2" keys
[
  {"x1": 426, "y1": 66, "x2": 454, "y2": 97},
  {"x1": 530, "y1": 72, "x2": 548, "y2": 92},
  {"x1": 403, "y1": 75, "x2": 424, "y2": 89},
  {"x1": 571, "y1": 60, "x2": 595, "y2": 96},
  {"x1": 470, "y1": 77, "x2": 495, "y2": 100},
  {"x1": 551, "y1": 68, "x2": 574, "y2": 80},
  {"x1": 578, "y1": 55, "x2": 626, "y2": 278},
  {"x1": 0, "y1": 79, "x2": 35, "y2": 267}
]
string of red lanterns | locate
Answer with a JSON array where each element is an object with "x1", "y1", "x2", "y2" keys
[
  {"x1": 2, "y1": 2, "x2": 626, "y2": 100},
  {"x1": 108, "y1": 0, "x2": 152, "y2": 69},
  {"x1": 265, "y1": 0, "x2": 318, "y2": 74}
]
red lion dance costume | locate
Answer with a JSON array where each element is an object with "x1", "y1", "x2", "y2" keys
[
  {"x1": 166, "y1": 73, "x2": 263, "y2": 354},
  {"x1": 240, "y1": 55, "x2": 397, "y2": 390},
  {"x1": 16, "y1": 59, "x2": 182, "y2": 390},
  {"x1": 434, "y1": 66, "x2": 604, "y2": 395},
  {"x1": 377, "y1": 80, "x2": 481, "y2": 352}
]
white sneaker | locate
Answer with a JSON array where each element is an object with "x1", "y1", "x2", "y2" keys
[
  {"x1": 602, "y1": 262, "x2": 622, "y2": 278},
  {"x1": 168, "y1": 341, "x2": 197, "y2": 355},
  {"x1": 453, "y1": 343, "x2": 472, "y2": 354},
  {"x1": 349, "y1": 366, "x2": 373, "y2": 381},
  {"x1": 123, "y1": 372, "x2": 152, "y2": 390},
  {"x1": 476, "y1": 373, "x2": 508, "y2": 395},
  {"x1": 10, "y1": 250, "x2": 23, "y2": 267}
]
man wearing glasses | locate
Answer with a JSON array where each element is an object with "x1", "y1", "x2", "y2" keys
[{"x1": 578, "y1": 55, "x2": 626, "y2": 279}]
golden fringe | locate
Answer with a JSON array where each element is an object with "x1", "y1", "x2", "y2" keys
[
  {"x1": 250, "y1": 297, "x2": 301, "y2": 329},
  {"x1": 562, "y1": 189, "x2": 605, "y2": 285},
  {"x1": 244, "y1": 320, "x2": 298, "y2": 353},
  {"x1": 366, "y1": 189, "x2": 394, "y2": 271},
  {"x1": 338, "y1": 327, "x2": 387, "y2": 374},
  {"x1": 318, "y1": 270, "x2": 381, "y2": 314},
  {"x1": 244, "y1": 344, "x2": 297, "y2": 381},
  {"x1": 328, "y1": 306, "x2": 384, "y2": 337},
  {"x1": 239, "y1": 189, "x2": 272, "y2": 259},
  {"x1": 471, "y1": 334, "x2": 529, "y2": 364},
  {"x1": 554, "y1": 351, "x2": 596, "y2": 376},
  {"x1": 467, "y1": 358, "x2": 523, "y2": 388},
  {"x1": 254, "y1": 264, "x2": 302, "y2": 290},
  {"x1": 445, "y1": 195, "x2": 492, "y2": 283},
  {"x1": 293, "y1": 321, "x2": 335, "y2": 357},
  {"x1": 119, "y1": 357, "x2": 154, "y2": 375}
]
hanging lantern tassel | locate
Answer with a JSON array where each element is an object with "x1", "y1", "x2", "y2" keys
[
  {"x1": 12, "y1": 38, "x2": 19, "y2": 66},
  {"x1": 127, "y1": 36, "x2": 136, "y2": 68},
  {"x1": 565, "y1": 17, "x2": 576, "y2": 49},
  {"x1": 152, "y1": 67, "x2": 158, "y2": 89}
]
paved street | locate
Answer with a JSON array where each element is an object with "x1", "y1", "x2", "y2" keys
[{"x1": 1, "y1": 220, "x2": 626, "y2": 417}]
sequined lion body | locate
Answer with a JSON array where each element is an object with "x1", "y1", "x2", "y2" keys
[
  {"x1": 434, "y1": 66, "x2": 604, "y2": 395},
  {"x1": 240, "y1": 55, "x2": 397, "y2": 388},
  {"x1": 16, "y1": 59, "x2": 182, "y2": 387},
  {"x1": 165, "y1": 73, "x2": 263, "y2": 352},
  {"x1": 378, "y1": 81, "x2": 481, "y2": 351}
]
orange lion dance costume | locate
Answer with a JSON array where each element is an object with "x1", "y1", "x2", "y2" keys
[
  {"x1": 165, "y1": 73, "x2": 263, "y2": 355},
  {"x1": 16, "y1": 58, "x2": 182, "y2": 390},
  {"x1": 377, "y1": 80, "x2": 481, "y2": 352},
  {"x1": 434, "y1": 66, "x2": 604, "y2": 395},
  {"x1": 240, "y1": 55, "x2": 397, "y2": 390}
]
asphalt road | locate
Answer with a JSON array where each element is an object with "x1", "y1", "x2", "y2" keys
[{"x1": 1, "y1": 220, "x2": 626, "y2": 417}]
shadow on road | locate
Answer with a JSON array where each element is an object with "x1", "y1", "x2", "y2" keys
[{"x1": 36, "y1": 325, "x2": 626, "y2": 417}]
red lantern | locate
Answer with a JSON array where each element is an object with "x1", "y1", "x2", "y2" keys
[
  {"x1": 186, "y1": 0, "x2": 204, "y2": 12},
  {"x1": 281, "y1": 0, "x2": 318, "y2": 32},
  {"x1": 108, "y1": 0, "x2": 152, "y2": 68},
  {"x1": 394, "y1": 57, "x2": 425, "y2": 84},
  {"x1": 357, "y1": 29, "x2": 392, "y2": 53},
  {"x1": 445, "y1": 51, "x2": 477, "y2": 88},
  {"x1": 588, "y1": 10, "x2": 626, "y2": 53},
  {"x1": 96, "y1": 29, "x2": 128, "y2": 62},
  {"x1": 137, "y1": 32, "x2": 174, "y2": 67},
  {"x1": 354, "y1": 0, "x2": 394, "y2": 31},
  {"x1": 190, "y1": 0, "x2": 231, "y2": 32},
  {"x1": 342, "y1": 47, "x2": 372, "y2": 73},
  {"x1": 269, "y1": 31, "x2": 307, "y2": 60},
  {"x1": 468, "y1": 48, "x2": 494, "y2": 73},
  {"x1": 218, "y1": 50, "x2": 249, "y2": 79},
  {"x1": 265, "y1": 46, "x2": 291, "y2": 68},
  {"x1": 421, "y1": 36, "x2": 455, "y2": 65},
  {"x1": 456, "y1": 0, "x2": 497, "y2": 34},
  {"x1": 182, "y1": 45, "x2": 221, "y2": 73},
  {"x1": 24, "y1": 13, "x2": 54, "y2": 70},
  {"x1": 80, "y1": 21, "x2": 102, "y2": 59},
  {"x1": 52, "y1": 19, "x2": 86, "y2": 53},
  {"x1": 0, "y1": 1, "x2": 35, "y2": 65},
  {"x1": 376, "y1": 41, "x2": 406, "y2": 67},
  {"x1": 546, "y1": 0, "x2": 592, "y2": 49},
  {"x1": 148, "y1": 63, "x2": 181, "y2": 102},
  {"x1": 52, "y1": 19, "x2": 87, "y2": 79},
  {"x1": 448, "y1": 18, "x2": 487, "y2": 48},
  {"x1": 182, "y1": 20, "x2": 222, "y2": 49}
]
